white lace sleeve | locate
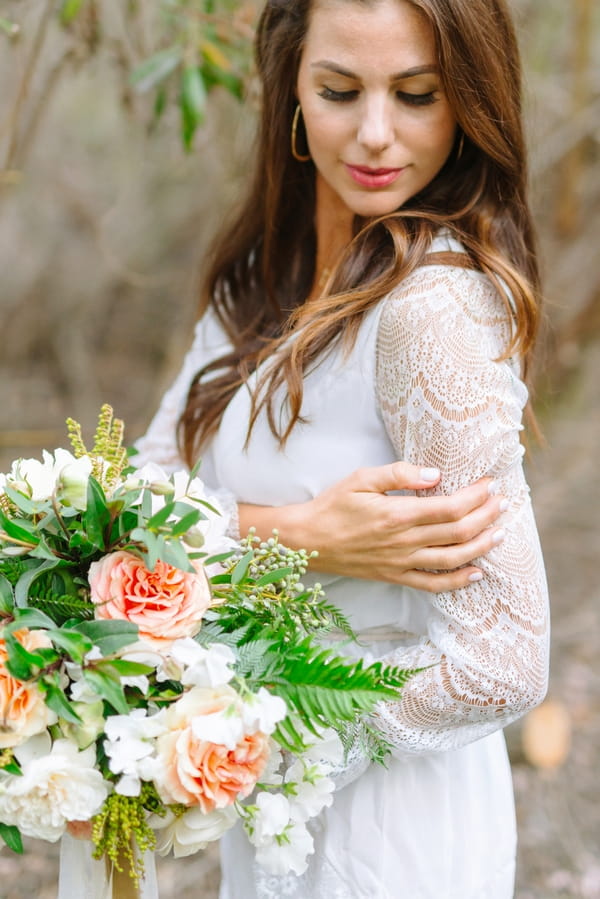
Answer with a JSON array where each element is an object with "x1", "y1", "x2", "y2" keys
[
  {"x1": 133, "y1": 310, "x2": 240, "y2": 538},
  {"x1": 371, "y1": 264, "x2": 550, "y2": 756}
]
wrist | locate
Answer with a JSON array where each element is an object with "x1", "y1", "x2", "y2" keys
[{"x1": 238, "y1": 500, "x2": 311, "y2": 550}]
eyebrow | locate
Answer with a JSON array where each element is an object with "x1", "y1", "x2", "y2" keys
[{"x1": 310, "y1": 61, "x2": 438, "y2": 80}]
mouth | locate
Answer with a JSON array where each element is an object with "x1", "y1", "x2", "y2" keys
[{"x1": 345, "y1": 164, "x2": 405, "y2": 188}]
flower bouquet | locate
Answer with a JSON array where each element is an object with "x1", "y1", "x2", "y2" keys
[{"x1": 0, "y1": 406, "x2": 413, "y2": 893}]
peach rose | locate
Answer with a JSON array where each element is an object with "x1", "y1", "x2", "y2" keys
[
  {"x1": 155, "y1": 686, "x2": 270, "y2": 812},
  {"x1": 0, "y1": 629, "x2": 57, "y2": 749},
  {"x1": 88, "y1": 551, "x2": 211, "y2": 647}
]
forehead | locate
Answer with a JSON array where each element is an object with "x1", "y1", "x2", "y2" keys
[{"x1": 301, "y1": 0, "x2": 437, "y2": 69}]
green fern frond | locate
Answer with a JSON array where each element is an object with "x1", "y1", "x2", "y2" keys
[
  {"x1": 234, "y1": 640, "x2": 280, "y2": 679},
  {"x1": 0, "y1": 558, "x2": 31, "y2": 587},
  {"x1": 27, "y1": 589, "x2": 95, "y2": 625},
  {"x1": 269, "y1": 640, "x2": 413, "y2": 728}
]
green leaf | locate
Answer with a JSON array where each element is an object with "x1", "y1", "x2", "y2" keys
[
  {"x1": 30, "y1": 533, "x2": 63, "y2": 562},
  {"x1": 3, "y1": 634, "x2": 35, "y2": 679},
  {"x1": 47, "y1": 628, "x2": 94, "y2": 663},
  {"x1": 146, "y1": 502, "x2": 176, "y2": 530},
  {"x1": 7, "y1": 607, "x2": 56, "y2": 630},
  {"x1": 73, "y1": 619, "x2": 138, "y2": 655},
  {"x1": 0, "y1": 823, "x2": 23, "y2": 854},
  {"x1": 160, "y1": 539, "x2": 193, "y2": 573},
  {"x1": 0, "y1": 509, "x2": 39, "y2": 547},
  {"x1": 255, "y1": 567, "x2": 293, "y2": 587},
  {"x1": 231, "y1": 550, "x2": 253, "y2": 586},
  {"x1": 0, "y1": 572, "x2": 14, "y2": 613},
  {"x1": 60, "y1": 0, "x2": 86, "y2": 25},
  {"x1": 83, "y1": 668, "x2": 129, "y2": 714},
  {"x1": 169, "y1": 509, "x2": 201, "y2": 537},
  {"x1": 82, "y1": 477, "x2": 110, "y2": 549},
  {"x1": 14, "y1": 559, "x2": 61, "y2": 607},
  {"x1": 131, "y1": 46, "x2": 182, "y2": 93},
  {"x1": 99, "y1": 659, "x2": 154, "y2": 677},
  {"x1": 41, "y1": 677, "x2": 82, "y2": 724},
  {"x1": 3, "y1": 484, "x2": 42, "y2": 516},
  {"x1": 204, "y1": 550, "x2": 235, "y2": 566},
  {"x1": 181, "y1": 66, "x2": 207, "y2": 150}
]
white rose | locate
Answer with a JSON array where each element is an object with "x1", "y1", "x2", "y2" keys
[
  {"x1": 150, "y1": 806, "x2": 238, "y2": 858},
  {"x1": 0, "y1": 737, "x2": 109, "y2": 841}
]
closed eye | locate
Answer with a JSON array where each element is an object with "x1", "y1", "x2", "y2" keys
[
  {"x1": 397, "y1": 91, "x2": 437, "y2": 107},
  {"x1": 318, "y1": 87, "x2": 359, "y2": 102}
]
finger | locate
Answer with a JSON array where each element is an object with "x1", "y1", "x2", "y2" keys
[
  {"x1": 348, "y1": 461, "x2": 441, "y2": 494},
  {"x1": 406, "y1": 494, "x2": 507, "y2": 547},
  {"x1": 388, "y1": 478, "x2": 497, "y2": 527},
  {"x1": 413, "y1": 526, "x2": 506, "y2": 571},
  {"x1": 399, "y1": 566, "x2": 485, "y2": 593}
]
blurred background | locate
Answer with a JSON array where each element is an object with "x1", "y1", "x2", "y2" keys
[{"x1": 0, "y1": 0, "x2": 599, "y2": 896}]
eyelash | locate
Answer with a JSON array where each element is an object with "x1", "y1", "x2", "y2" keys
[{"x1": 317, "y1": 87, "x2": 438, "y2": 107}]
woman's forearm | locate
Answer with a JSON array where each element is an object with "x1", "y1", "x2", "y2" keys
[{"x1": 237, "y1": 462, "x2": 506, "y2": 592}]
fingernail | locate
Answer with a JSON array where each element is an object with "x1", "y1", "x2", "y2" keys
[
  {"x1": 492, "y1": 528, "x2": 505, "y2": 545},
  {"x1": 420, "y1": 467, "x2": 440, "y2": 482},
  {"x1": 488, "y1": 480, "x2": 499, "y2": 495},
  {"x1": 499, "y1": 499, "x2": 509, "y2": 512},
  {"x1": 468, "y1": 571, "x2": 483, "y2": 582}
]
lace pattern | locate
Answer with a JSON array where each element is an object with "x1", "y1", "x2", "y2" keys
[{"x1": 371, "y1": 265, "x2": 549, "y2": 755}]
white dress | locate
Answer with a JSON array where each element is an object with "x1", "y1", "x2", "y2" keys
[{"x1": 134, "y1": 234, "x2": 550, "y2": 899}]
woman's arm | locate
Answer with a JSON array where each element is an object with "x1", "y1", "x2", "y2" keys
[
  {"x1": 365, "y1": 264, "x2": 549, "y2": 755},
  {"x1": 239, "y1": 465, "x2": 506, "y2": 591},
  {"x1": 135, "y1": 306, "x2": 506, "y2": 593}
]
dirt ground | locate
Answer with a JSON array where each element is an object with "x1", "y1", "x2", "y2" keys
[{"x1": 0, "y1": 345, "x2": 598, "y2": 899}]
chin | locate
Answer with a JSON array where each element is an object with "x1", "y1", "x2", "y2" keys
[{"x1": 346, "y1": 194, "x2": 407, "y2": 219}]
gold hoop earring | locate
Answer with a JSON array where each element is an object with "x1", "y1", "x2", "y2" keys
[
  {"x1": 456, "y1": 131, "x2": 465, "y2": 162},
  {"x1": 291, "y1": 104, "x2": 311, "y2": 162}
]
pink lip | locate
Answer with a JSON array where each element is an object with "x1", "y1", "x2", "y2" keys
[{"x1": 345, "y1": 164, "x2": 404, "y2": 188}]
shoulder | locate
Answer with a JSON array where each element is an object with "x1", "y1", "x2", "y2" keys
[{"x1": 379, "y1": 245, "x2": 514, "y2": 361}]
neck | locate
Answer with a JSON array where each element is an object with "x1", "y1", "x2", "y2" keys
[{"x1": 312, "y1": 174, "x2": 354, "y2": 296}]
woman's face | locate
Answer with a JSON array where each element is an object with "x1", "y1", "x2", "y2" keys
[{"x1": 296, "y1": 0, "x2": 457, "y2": 226}]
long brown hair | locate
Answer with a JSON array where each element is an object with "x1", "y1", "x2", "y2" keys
[{"x1": 180, "y1": 0, "x2": 541, "y2": 462}]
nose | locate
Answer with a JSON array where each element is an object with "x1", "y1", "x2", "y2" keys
[{"x1": 357, "y1": 94, "x2": 394, "y2": 154}]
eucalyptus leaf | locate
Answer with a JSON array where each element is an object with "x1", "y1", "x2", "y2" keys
[
  {"x1": 73, "y1": 619, "x2": 138, "y2": 655},
  {"x1": 161, "y1": 538, "x2": 194, "y2": 573},
  {"x1": 169, "y1": 509, "x2": 201, "y2": 537},
  {"x1": 146, "y1": 501, "x2": 176, "y2": 530},
  {"x1": 255, "y1": 567, "x2": 293, "y2": 587},
  {"x1": 231, "y1": 550, "x2": 253, "y2": 585}
]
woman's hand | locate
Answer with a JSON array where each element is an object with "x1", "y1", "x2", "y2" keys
[{"x1": 238, "y1": 462, "x2": 506, "y2": 591}]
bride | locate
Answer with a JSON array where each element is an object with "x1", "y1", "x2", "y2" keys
[{"x1": 62, "y1": 0, "x2": 549, "y2": 895}]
